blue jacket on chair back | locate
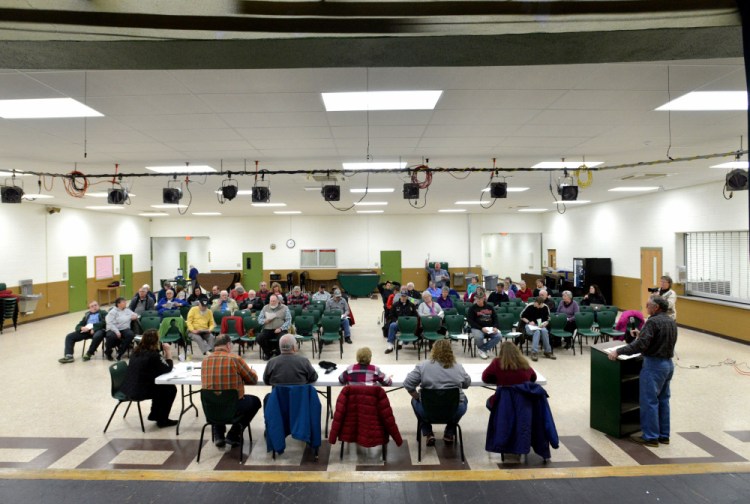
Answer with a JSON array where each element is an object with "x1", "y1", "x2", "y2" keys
[{"x1": 264, "y1": 384, "x2": 322, "y2": 454}]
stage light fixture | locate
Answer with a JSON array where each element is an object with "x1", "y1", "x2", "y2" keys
[
  {"x1": 490, "y1": 182, "x2": 508, "y2": 198},
  {"x1": 403, "y1": 183, "x2": 419, "y2": 199},
  {"x1": 726, "y1": 169, "x2": 749, "y2": 191},
  {"x1": 162, "y1": 187, "x2": 182, "y2": 204},
  {"x1": 217, "y1": 177, "x2": 239, "y2": 204},
  {"x1": 107, "y1": 188, "x2": 128, "y2": 205},
  {"x1": 0, "y1": 185, "x2": 23, "y2": 203},
  {"x1": 252, "y1": 186, "x2": 271, "y2": 203},
  {"x1": 321, "y1": 185, "x2": 340, "y2": 201},
  {"x1": 556, "y1": 169, "x2": 578, "y2": 201}
]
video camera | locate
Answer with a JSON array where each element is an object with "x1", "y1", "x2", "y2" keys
[{"x1": 647, "y1": 287, "x2": 659, "y2": 293}]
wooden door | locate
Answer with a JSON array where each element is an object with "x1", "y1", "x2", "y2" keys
[
  {"x1": 547, "y1": 249, "x2": 557, "y2": 269},
  {"x1": 640, "y1": 248, "x2": 662, "y2": 313}
]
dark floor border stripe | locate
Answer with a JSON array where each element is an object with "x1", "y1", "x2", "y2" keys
[{"x1": 1, "y1": 462, "x2": 750, "y2": 484}]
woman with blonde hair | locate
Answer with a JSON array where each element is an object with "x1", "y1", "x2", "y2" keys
[
  {"x1": 403, "y1": 339, "x2": 471, "y2": 445},
  {"x1": 338, "y1": 347, "x2": 393, "y2": 386},
  {"x1": 481, "y1": 341, "x2": 537, "y2": 409}
]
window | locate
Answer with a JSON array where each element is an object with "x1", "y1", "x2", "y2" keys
[
  {"x1": 684, "y1": 231, "x2": 749, "y2": 304},
  {"x1": 300, "y1": 249, "x2": 337, "y2": 268}
]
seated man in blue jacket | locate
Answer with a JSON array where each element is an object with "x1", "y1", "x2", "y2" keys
[{"x1": 156, "y1": 288, "x2": 187, "y2": 316}]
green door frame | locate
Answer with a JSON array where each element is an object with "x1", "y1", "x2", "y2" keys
[
  {"x1": 120, "y1": 254, "x2": 133, "y2": 299},
  {"x1": 179, "y1": 251, "x2": 188, "y2": 277},
  {"x1": 242, "y1": 252, "x2": 263, "y2": 291},
  {"x1": 68, "y1": 256, "x2": 88, "y2": 312},
  {"x1": 380, "y1": 250, "x2": 402, "y2": 284}
]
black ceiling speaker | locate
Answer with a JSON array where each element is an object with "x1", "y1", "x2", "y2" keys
[
  {"x1": 403, "y1": 183, "x2": 419, "y2": 199},
  {"x1": 162, "y1": 187, "x2": 182, "y2": 204},
  {"x1": 490, "y1": 182, "x2": 508, "y2": 198},
  {"x1": 558, "y1": 185, "x2": 579, "y2": 201},
  {"x1": 252, "y1": 186, "x2": 271, "y2": 203},
  {"x1": 0, "y1": 185, "x2": 24, "y2": 203},
  {"x1": 726, "y1": 169, "x2": 749, "y2": 191},
  {"x1": 107, "y1": 188, "x2": 128, "y2": 205},
  {"x1": 321, "y1": 185, "x2": 340, "y2": 201}
]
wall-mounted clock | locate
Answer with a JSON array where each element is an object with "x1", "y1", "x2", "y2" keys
[{"x1": 286, "y1": 239, "x2": 296, "y2": 249}]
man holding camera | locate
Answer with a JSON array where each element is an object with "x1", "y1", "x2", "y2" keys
[
  {"x1": 609, "y1": 296, "x2": 677, "y2": 447},
  {"x1": 649, "y1": 276, "x2": 677, "y2": 320}
]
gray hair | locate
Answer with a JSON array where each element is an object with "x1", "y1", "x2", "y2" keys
[
  {"x1": 279, "y1": 333, "x2": 296, "y2": 354},
  {"x1": 421, "y1": 291, "x2": 432, "y2": 301},
  {"x1": 442, "y1": 286, "x2": 450, "y2": 293},
  {"x1": 649, "y1": 295, "x2": 669, "y2": 312},
  {"x1": 215, "y1": 334, "x2": 231, "y2": 347},
  {"x1": 562, "y1": 290, "x2": 573, "y2": 299}
]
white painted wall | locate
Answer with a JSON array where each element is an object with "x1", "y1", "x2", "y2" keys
[
  {"x1": 0, "y1": 204, "x2": 150, "y2": 285},
  {"x1": 481, "y1": 233, "x2": 542, "y2": 280},
  {"x1": 542, "y1": 181, "x2": 749, "y2": 278}
]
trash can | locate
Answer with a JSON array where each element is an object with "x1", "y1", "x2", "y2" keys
[
  {"x1": 453, "y1": 272, "x2": 465, "y2": 288},
  {"x1": 484, "y1": 275, "x2": 498, "y2": 291},
  {"x1": 17, "y1": 279, "x2": 42, "y2": 314}
]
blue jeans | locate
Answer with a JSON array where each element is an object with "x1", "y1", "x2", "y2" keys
[
  {"x1": 411, "y1": 396, "x2": 468, "y2": 436},
  {"x1": 340, "y1": 317, "x2": 351, "y2": 338},
  {"x1": 525, "y1": 325, "x2": 551, "y2": 353},
  {"x1": 471, "y1": 328, "x2": 501, "y2": 353},
  {"x1": 639, "y1": 357, "x2": 674, "y2": 441},
  {"x1": 387, "y1": 322, "x2": 398, "y2": 343}
]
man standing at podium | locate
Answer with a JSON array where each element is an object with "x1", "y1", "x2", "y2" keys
[{"x1": 609, "y1": 296, "x2": 677, "y2": 447}]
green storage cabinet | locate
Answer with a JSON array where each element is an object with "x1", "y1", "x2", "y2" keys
[
  {"x1": 337, "y1": 271, "x2": 380, "y2": 298},
  {"x1": 590, "y1": 341, "x2": 642, "y2": 438}
]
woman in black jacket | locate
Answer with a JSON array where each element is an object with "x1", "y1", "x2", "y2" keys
[
  {"x1": 581, "y1": 284, "x2": 607, "y2": 306},
  {"x1": 119, "y1": 330, "x2": 177, "y2": 428}
]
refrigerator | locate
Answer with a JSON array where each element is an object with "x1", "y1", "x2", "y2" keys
[{"x1": 573, "y1": 258, "x2": 612, "y2": 304}]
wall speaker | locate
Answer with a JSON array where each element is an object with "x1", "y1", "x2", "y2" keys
[
  {"x1": 252, "y1": 186, "x2": 271, "y2": 203},
  {"x1": 558, "y1": 185, "x2": 579, "y2": 201},
  {"x1": 107, "y1": 188, "x2": 128, "y2": 205},
  {"x1": 321, "y1": 185, "x2": 340, "y2": 201},
  {"x1": 490, "y1": 182, "x2": 508, "y2": 198},
  {"x1": 726, "y1": 169, "x2": 749, "y2": 191},
  {"x1": 162, "y1": 187, "x2": 182, "y2": 204},
  {"x1": 0, "y1": 185, "x2": 24, "y2": 203},
  {"x1": 403, "y1": 183, "x2": 419, "y2": 199}
]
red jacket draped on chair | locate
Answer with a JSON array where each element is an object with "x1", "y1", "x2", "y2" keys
[{"x1": 328, "y1": 385, "x2": 403, "y2": 448}]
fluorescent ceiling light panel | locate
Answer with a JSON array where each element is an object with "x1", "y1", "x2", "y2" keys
[
  {"x1": 342, "y1": 162, "x2": 406, "y2": 170},
  {"x1": 656, "y1": 91, "x2": 747, "y2": 111},
  {"x1": 139, "y1": 212, "x2": 168, "y2": 217},
  {"x1": 21, "y1": 194, "x2": 54, "y2": 199},
  {"x1": 251, "y1": 203, "x2": 286, "y2": 207},
  {"x1": 146, "y1": 165, "x2": 216, "y2": 174},
  {"x1": 151, "y1": 204, "x2": 187, "y2": 209},
  {"x1": 0, "y1": 170, "x2": 29, "y2": 177},
  {"x1": 274, "y1": 211, "x2": 302, "y2": 215},
  {"x1": 353, "y1": 201, "x2": 388, "y2": 206},
  {"x1": 213, "y1": 189, "x2": 252, "y2": 195},
  {"x1": 710, "y1": 161, "x2": 748, "y2": 169},
  {"x1": 532, "y1": 161, "x2": 603, "y2": 169},
  {"x1": 556, "y1": 200, "x2": 591, "y2": 204},
  {"x1": 608, "y1": 187, "x2": 659, "y2": 192},
  {"x1": 86, "y1": 191, "x2": 136, "y2": 198},
  {"x1": 0, "y1": 98, "x2": 103, "y2": 119},
  {"x1": 455, "y1": 201, "x2": 483, "y2": 205},
  {"x1": 86, "y1": 206, "x2": 124, "y2": 210},
  {"x1": 439, "y1": 209, "x2": 467, "y2": 213},
  {"x1": 322, "y1": 90, "x2": 442, "y2": 111},
  {"x1": 350, "y1": 188, "x2": 395, "y2": 193},
  {"x1": 518, "y1": 208, "x2": 547, "y2": 212},
  {"x1": 356, "y1": 210, "x2": 384, "y2": 214},
  {"x1": 192, "y1": 212, "x2": 222, "y2": 216},
  {"x1": 482, "y1": 187, "x2": 529, "y2": 192}
]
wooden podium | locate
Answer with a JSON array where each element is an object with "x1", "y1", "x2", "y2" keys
[{"x1": 590, "y1": 341, "x2": 643, "y2": 437}]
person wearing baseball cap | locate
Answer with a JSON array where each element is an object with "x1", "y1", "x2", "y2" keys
[
  {"x1": 187, "y1": 298, "x2": 216, "y2": 355},
  {"x1": 326, "y1": 289, "x2": 352, "y2": 344}
]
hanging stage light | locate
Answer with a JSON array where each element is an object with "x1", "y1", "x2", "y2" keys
[
  {"x1": 252, "y1": 185, "x2": 271, "y2": 203},
  {"x1": 0, "y1": 185, "x2": 23, "y2": 203},
  {"x1": 107, "y1": 188, "x2": 128, "y2": 205},
  {"x1": 490, "y1": 182, "x2": 508, "y2": 198},
  {"x1": 321, "y1": 185, "x2": 340, "y2": 201},
  {"x1": 217, "y1": 175, "x2": 239, "y2": 204},
  {"x1": 403, "y1": 183, "x2": 419, "y2": 199},
  {"x1": 726, "y1": 169, "x2": 749, "y2": 191}
]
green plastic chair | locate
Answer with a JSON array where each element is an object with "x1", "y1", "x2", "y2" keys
[
  {"x1": 140, "y1": 315, "x2": 161, "y2": 333},
  {"x1": 396, "y1": 316, "x2": 421, "y2": 361},
  {"x1": 303, "y1": 308, "x2": 322, "y2": 325},
  {"x1": 198, "y1": 389, "x2": 250, "y2": 464},
  {"x1": 141, "y1": 309, "x2": 160, "y2": 318},
  {"x1": 212, "y1": 311, "x2": 229, "y2": 335},
  {"x1": 221, "y1": 316, "x2": 244, "y2": 352},
  {"x1": 494, "y1": 305, "x2": 508, "y2": 315},
  {"x1": 161, "y1": 309, "x2": 182, "y2": 319},
  {"x1": 240, "y1": 315, "x2": 260, "y2": 356},
  {"x1": 324, "y1": 309, "x2": 343, "y2": 318},
  {"x1": 597, "y1": 311, "x2": 625, "y2": 342},
  {"x1": 180, "y1": 305, "x2": 192, "y2": 320},
  {"x1": 420, "y1": 315, "x2": 444, "y2": 358},
  {"x1": 496, "y1": 312, "x2": 520, "y2": 340},
  {"x1": 454, "y1": 302, "x2": 470, "y2": 317},
  {"x1": 443, "y1": 308, "x2": 458, "y2": 317},
  {"x1": 103, "y1": 361, "x2": 145, "y2": 433},
  {"x1": 507, "y1": 306, "x2": 524, "y2": 321},
  {"x1": 573, "y1": 311, "x2": 598, "y2": 354},
  {"x1": 417, "y1": 388, "x2": 464, "y2": 463},
  {"x1": 319, "y1": 315, "x2": 343, "y2": 359},
  {"x1": 294, "y1": 315, "x2": 318, "y2": 358},
  {"x1": 549, "y1": 313, "x2": 575, "y2": 354},
  {"x1": 445, "y1": 314, "x2": 471, "y2": 356}
]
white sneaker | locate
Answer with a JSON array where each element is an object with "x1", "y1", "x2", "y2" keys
[
  {"x1": 478, "y1": 349, "x2": 489, "y2": 359},
  {"x1": 384, "y1": 343, "x2": 394, "y2": 354}
]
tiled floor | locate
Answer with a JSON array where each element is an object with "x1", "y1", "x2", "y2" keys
[{"x1": 1, "y1": 296, "x2": 750, "y2": 479}]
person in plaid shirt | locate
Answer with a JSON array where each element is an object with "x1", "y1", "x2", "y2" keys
[
  {"x1": 339, "y1": 347, "x2": 393, "y2": 386},
  {"x1": 201, "y1": 334, "x2": 261, "y2": 448},
  {"x1": 286, "y1": 285, "x2": 309, "y2": 309}
]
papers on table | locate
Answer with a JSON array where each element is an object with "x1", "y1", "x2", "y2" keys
[{"x1": 604, "y1": 344, "x2": 641, "y2": 360}]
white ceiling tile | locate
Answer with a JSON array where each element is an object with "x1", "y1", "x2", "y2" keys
[
  {"x1": 424, "y1": 124, "x2": 518, "y2": 138},
  {"x1": 199, "y1": 93, "x2": 324, "y2": 113},
  {"x1": 437, "y1": 90, "x2": 566, "y2": 110},
  {"x1": 147, "y1": 128, "x2": 243, "y2": 143},
  {"x1": 236, "y1": 126, "x2": 332, "y2": 140},
  {"x1": 86, "y1": 94, "x2": 212, "y2": 115},
  {"x1": 221, "y1": 112, "x2": 329, "y2": 128}
]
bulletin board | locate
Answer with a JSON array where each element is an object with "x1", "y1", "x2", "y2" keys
[{"x1": 95, "y1": 255, "x2": 114, "y2": 280}]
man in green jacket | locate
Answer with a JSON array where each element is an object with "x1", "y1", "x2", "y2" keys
[{"x1": 59, "y1": 300, "x2": 108, "y2": 363}]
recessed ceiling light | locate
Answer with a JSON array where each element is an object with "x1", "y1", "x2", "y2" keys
[
  {"x1": 532, "y1": 161, "x2": 604, "y2": 169},
  {"x1": 0, "y1": 98, "x2": 103, "y2": 119},
  {"x1": 151, "y1": 204, "x2": 188, "y2": 209},
  {"x1": 21, "y1": 194, "x2": 54, "y2": 200},
  {"x1": 608, "y1": 187, "x2": 659, "y2": 192},
  {"x1": 482, "y1": 187, "x2": 529, "y2": 193},
  {"x1": 350, "y1": 188, "x2": 395, "y2": 193},
  {"x1": 86, "y1": 206, "x2": 124, "y2": 210},
  {"x1": 0, "y1": 170, "x2": 30, "y2": 177},
  {"x1": 710, "y1": 161, "x2": 748, "y2": 169},
  {"x1": 353, "y1": 201, "x2": 388, "y2": 206},
  {"x1": 192, "y1": 212, "x2": 222, "y2": 216},
  {"x1": 146, "y1": 165, "x2": 216, "y2": 174},
  {"x1": 274, "y1": 211, "x2": 302, "y2": 215},
  {"x1": 556, "y1": 200, "x2": 591, "y2": 204},
  {"x1": 251, "y1": 203, "x2": 286, "y2": 207},
  {"x1": 304, "y1": 187, "x2": 322, "y2": 191},
  {"x1": 455, "y1": 201, "x2": 483, "y2": 205},
  {"x1": 342, "y1": 162, "x2": 407, "y2": 170},
  {"x1": 656, "y1": 91, "x2": 747, "y2": 111},
  {"x1": 139, "y1": 212, "x2": 169, "y2": 217},
  {"x1": 518, "y1": 208, "x2": 547, "y2": 212},
  {"x1": 322, "y1": 90, "x2": 442, "y2": 111},
  {"x1": 439, "y1": 209, "x2": 467, "y2": 213},
  {"x1": 86, "y1": 191, "x2": 137, "y2": 198},
  {"x1": 356, "y1": 210, "x2": 384, "y2": 214}
]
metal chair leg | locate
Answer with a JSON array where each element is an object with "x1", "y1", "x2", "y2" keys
[{"x1": 103, "y1": 401, "x2": 124, "y2": 433}]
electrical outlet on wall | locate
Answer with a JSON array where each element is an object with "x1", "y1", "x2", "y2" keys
[{"x1": 62, "y1": 272, "x2": 67, "y2": 279}]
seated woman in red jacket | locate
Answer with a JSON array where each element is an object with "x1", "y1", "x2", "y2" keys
[
  {"x1": 339, "y1": 347, "x2": 392, "y2": 386},
  {"x1": 516, "y1": 281, "x2": 534, "y2": 303},
  {"x1": 481, "y1": 341, "x2": 537, "y2": 409}
]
